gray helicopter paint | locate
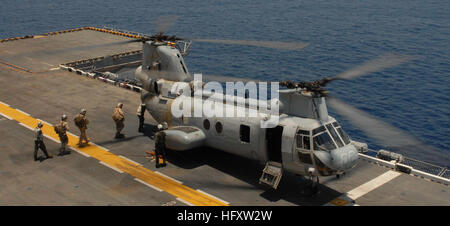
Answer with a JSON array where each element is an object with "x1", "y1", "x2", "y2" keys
[
  {"x1": 137, "y1": 43, "x2": 358, "y2": 177},
  {"x1": 141, "y1": 41, "x2": 190, "y2": 82},
  {"x1": 164, "y1": 126, "x2": 206, "y2": 151},
  {"x1": 279, "y1": 89, "x2": 329, "y2": 121}
]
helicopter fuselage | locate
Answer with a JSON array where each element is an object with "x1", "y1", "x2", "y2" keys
[{"x1": 135, "y1": 41, "x2": 358, "y2": 178}]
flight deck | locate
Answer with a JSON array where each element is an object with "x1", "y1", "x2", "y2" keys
[{"x1": 0, "y1": 28, "x2": 448, "y2": 206}]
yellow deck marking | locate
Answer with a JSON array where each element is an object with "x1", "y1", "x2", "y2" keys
[
  {"x1": 329, "y1": 198, "x2": 349, "y2": 206},
  {"x1": 0, "y1": 101, "x2": 228, "y2": 206}
]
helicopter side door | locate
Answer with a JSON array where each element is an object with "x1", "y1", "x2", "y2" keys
[{"x1": 295, "y1": 129, "x2": 316, "y2": 174}]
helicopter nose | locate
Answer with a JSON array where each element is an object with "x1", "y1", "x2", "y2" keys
[
  {"x1": 329, "y1": 145, "x2": 359, "y2": 171},
  {"x1": 314, "y1": 145, "x2": 359, "y2": 171}
]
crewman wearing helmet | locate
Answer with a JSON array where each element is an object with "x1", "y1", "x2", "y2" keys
[
  {"x1": 112, "y1": 103, "x2": 125, "y2": 139},
  {"x1": 57, "y1": 115, "x2": 70, "y2": 155},
  {"x1": 34, "y1": 122, "x2": 53, "y2": 161},
  {"x1": 74, "y1": 109, "x2": 90, "y2": 146}
]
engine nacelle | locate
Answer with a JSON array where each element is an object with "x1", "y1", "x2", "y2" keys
[
  {"x1": 135, "y1": 66, "x2": 159, "y2": 94},
  {"x1": 164, "y1": 126, "x2": 206, "y2": 151}
]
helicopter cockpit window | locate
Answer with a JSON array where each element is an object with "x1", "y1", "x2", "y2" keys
[
  {"x1": 332, "y1": 122, "x2": 351, "y2": 145},
  {"x1": 313, "y1": 129, "x2": 336, "y2": 151},
  {"x1": 296, "y1": 130, "x2": 311, "y2": 150},
  {"x1": 326, "y1": 124, "x2": 343, "y2": 147}
]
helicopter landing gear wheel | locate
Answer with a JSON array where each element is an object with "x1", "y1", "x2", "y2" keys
[{"x1": 310, "y1": 175, "x2": 320, "y2": 195}]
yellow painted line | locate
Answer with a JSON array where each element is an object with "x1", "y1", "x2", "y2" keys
[{"x1": 0, "y1": 101, "x2": 229, "y2": 206}]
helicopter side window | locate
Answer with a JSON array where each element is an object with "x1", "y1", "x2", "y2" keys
[
  {"x1": 333, "y1": 122, "x2": 351, "y2": 145},
  {"x1": 296, "y1": 130, "x2": 311, "y2": 150},
  {"x1": 326, "y1": 124, "x2": 343, "y2": 147}
]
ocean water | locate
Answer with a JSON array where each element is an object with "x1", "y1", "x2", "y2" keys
[{"x1": 1, "y1": 0, "x2": 449, "y2": 166}]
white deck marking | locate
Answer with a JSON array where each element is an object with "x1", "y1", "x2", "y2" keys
[
  {"x1": 93, "y1": 143, "x2": 110, "y2": 152},
  {"x1": 0, "y1": 101, "x2": 10, "y2": 106},
  {"x1": 15, "y1": 109, "x2": 30, "y2": 116},
  {"x1": 176, "y1": 198, "x2": 194, "y2": 206},
  {"x1": 99, "y1": 161, "x2": 124, "y2": 174},
  {"x1": 346, "y1": 170, "x2": 401, "y2": 200},
  {"x1": 70, "y1": 147, "x2": 91, "y2": 158},
  {"x1": 325, "y1": 170, "x2": 402, "y2": 206},
  {"x1": 154, "y1": 171, "x2": 183, "y2": 184},
  {"x1": 118, "y1": 155, "x2": 142, "y2": 166},
  {"x1": 18, "y1": 122, "x2": 33, "y2": 130},
  {"x1": 134, "y1": 178, "x2": 163, "y2": 192},
  {"x1": 196, "y1": 189, "x2": 230, "y2": 205},
  {"x1": 44, "y1": 134, "x2": 61, "y2": 143},
  {"x1": 0, "y1": 112, "x2": 12, "y2": 120}
]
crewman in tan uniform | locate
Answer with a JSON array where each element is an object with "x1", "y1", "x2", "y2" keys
[
  {"x1": 57, "y1": 115, "x2": 70, "y2": 155},
  {"x1": 74, "y1": 109, "x2": 89, "y2": 146},
  {"x1": 112, "y1": 103, "x2": 125, "y2": 139}
]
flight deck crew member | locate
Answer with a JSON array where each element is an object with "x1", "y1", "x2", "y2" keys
[
  {"x1": 154, "y1": 130, "x2": 167, "y2": 168},
  {"x1": 34, "y1": 122, "x2": 53, "y2": 161},
  {"x1": 57, "y1": 115, "x2": 70, "y2": 155},
  {"x1": 137, "y1": 103, "x2": 146, "y2": 133},
  {"x1": 112, "y1": 103, "x2": 125, "y2": 139},
  {"x1": 74, "y1": 109, "x2": 90, "y2": 146}
]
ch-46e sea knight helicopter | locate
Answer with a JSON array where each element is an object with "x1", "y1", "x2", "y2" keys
[{"x1": 124, "y1": 19, "x2": 428, "y2": 192}]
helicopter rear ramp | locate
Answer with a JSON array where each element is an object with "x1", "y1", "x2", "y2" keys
[{"x1": 0, "y1": 28, "x2": 448, "y2": 206}]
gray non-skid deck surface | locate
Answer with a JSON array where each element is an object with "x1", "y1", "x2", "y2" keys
[
  {"x1": 0, "y1": 31, "x2": 448, "y2": 206},
  {"x1": 0, "y1": 29, "x2": 141, "y2": 72}
]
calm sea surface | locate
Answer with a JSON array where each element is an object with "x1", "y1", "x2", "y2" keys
[{"x1": 1, "y1": 0, "x2": 449, "y2": 166}]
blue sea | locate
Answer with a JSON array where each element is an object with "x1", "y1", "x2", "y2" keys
[{"x1": 1, "y1": 0, "x2": 449, "y2": 166}]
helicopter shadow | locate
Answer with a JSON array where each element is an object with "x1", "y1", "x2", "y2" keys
[
  {"x1": 140, "y1": 123, "x2": 341, "y2": 205},
  {"x1": 164, "y1": 144, "x2": 341, "y2": 205}
]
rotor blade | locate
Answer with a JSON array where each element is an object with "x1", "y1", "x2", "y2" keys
[
  {"x1": 327, "y1": 97, "x2": 449, "y2": 166},
  {"x1": 191, "y1": 39, "x2": 309, "y2": 51},
  {"x1": 155, "y1": 15, "x2": 179, "y2": 34},
  {"x1": 332, "y1": 53, "x2": 417, "y2": 80}
]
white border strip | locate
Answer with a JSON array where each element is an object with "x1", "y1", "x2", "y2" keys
[
  {"x1": 196, "y1": 189, "x2": 230, "y2": 205},
  {"x1": 99, "y1": 161, "x2": 124, "y2": 174},
  {"x1": 154, "y1": 171, "x2": 183, "y2": 184},
  {"x1": 0, "y1": 112, "x2": 12, "y2": 120},
  {"x1": 15, "y1": 108, "x2": 30, "y2": 116},
  {"x1": 176, "y1": 198, "x2": 194, "y2": 206},
  {"x1": 0, "y1": 101, "x2": 10, "y2": 106},
  {"x1": 44, "y1": 134, "x2": 61, "y2": 143},
  {"x1": 93, "y1": 143, "x2": 110, "y2": 152},
  {"x1": 18, "y1": 122, "x2": 33, "y2": 130},
  {"x1": 134, "y1": 178, "x2": 163, "y2": 192},
  {"x1": 118, "y1": 155, "x2": 142, "y2": 166},
  {"x1": 70, "y1": 147, "x2": 91, "y2": 158}
]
